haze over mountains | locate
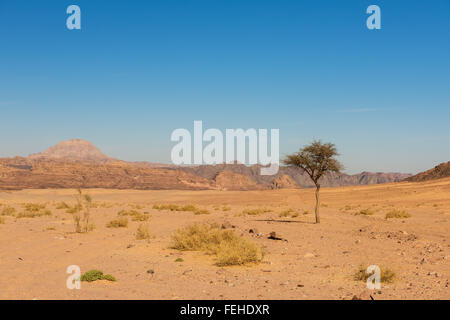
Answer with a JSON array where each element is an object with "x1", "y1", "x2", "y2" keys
[{"x1": 0, "y1": 139, "x2": 431, "y2": 191}]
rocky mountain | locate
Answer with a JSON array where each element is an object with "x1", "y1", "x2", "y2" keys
[
  {"x1": 0, "y1": 139, "x2": 413, "y2": 190},
  {"x1": 28, "y1": 139, "x2": 113, "y2": 163},
  {"x1": 405, "y1": 162, "x2": 450, "y2": 182}
]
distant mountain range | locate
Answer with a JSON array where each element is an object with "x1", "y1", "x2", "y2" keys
[{"x1": 0, "y1": 139, "x2": 415, "y2": 190}]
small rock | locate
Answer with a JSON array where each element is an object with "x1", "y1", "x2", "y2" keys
[
  {"x1": 147, "y1": 269, "x2": 155, "y2": 275},
  {"x1": 351, "y1": 290, "x2": 374, "y2": 300},
  {"x1": 221, "y1": 222, "x2": 233, "y2": 229}
]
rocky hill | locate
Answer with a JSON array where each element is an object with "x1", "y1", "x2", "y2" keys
[
  {"x1": 28, "y1": 139, "x2": 113, "y2": 163},
  {"x1": 405, "y1": 162, "x2": 450, "y2": 182}
]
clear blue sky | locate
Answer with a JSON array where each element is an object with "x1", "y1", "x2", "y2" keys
[{"x1": 1, "y1": 0, "x2": 449, "y2": 174}]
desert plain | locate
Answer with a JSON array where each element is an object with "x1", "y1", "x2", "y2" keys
[{"x1": 0, "y1": 178, "x2": 449, "y2": 300}]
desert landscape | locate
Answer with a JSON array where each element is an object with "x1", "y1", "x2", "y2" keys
[
  {"x1": 2, "y1": 1, "x2": 449, "y2": 305},
  {"x1": 0, "y1": 175, "x2": 448, "y2": 300},
  {"x1": 0, "y1": 140, "x2": 449, "y2": 300}
]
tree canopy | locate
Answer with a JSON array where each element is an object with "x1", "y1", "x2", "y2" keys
[{"x1": 283, "y1": 140, "x2": 343, "y2": 187}]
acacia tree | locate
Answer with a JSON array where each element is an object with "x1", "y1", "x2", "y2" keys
[{"x1": 283, "y1": 141, "x2": 343, "y2": 223}]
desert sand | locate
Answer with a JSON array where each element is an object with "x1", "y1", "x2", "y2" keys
[{"x1": 0, "y1": 178, "x2": 449, "y2": 300}]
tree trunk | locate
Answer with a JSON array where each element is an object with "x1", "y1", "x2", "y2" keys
[{"x1": 314, "y1": 184, "x2": 321, "y2": 223}]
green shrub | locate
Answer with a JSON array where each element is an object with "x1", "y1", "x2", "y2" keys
[{"x1": 81, "y1": 270, "x2": 116, "y2": 282}]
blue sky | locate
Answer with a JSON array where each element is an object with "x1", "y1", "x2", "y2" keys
[{"x1": 0, "y1": 0, "x2": 449, "y2": 174}]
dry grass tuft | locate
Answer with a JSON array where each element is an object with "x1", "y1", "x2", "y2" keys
[
  {"x1": 0, "y1": 217, "x2": 5, "y2": 224},
  {"x1": 279, "y1": 208, "x2": 299, "y2": 218},
  {"x1": 118, "y1": 209, "x2": 149, "y2": 221},
  {"x1": 106, "y1": 217, "x2": 128, "y2": 228},
  {"x1": 241, "y1": 208, "x2": 273, "y2": 216},
  {"x1": 22, "y1": 203, "x2": 46, "y2": 212},
  {"x1": 153, "y1": 203, "x2": 209, "y2": 215},
  {"x1": 355, "y1": 208, "x2": 375, "y2": 216},
  {"x1": 55, "y1": 202, "x2": 70, "y2": 210},
  {"x1": 136, "y1": 224, "x2": 152, "y2": 240},
  {"x1": 1, "y1": 206, "x2": 16, "y2": 216},
  {"x1": 354, "y1": 265, "x2": 396, "y2": 283},
  {"x1": 194, "y1": 209, "x2": 210, "y2": 215},
  {"x1": 385, "y1": 209, "x2": 411, "y2": 219},
  {"x1": 170, "y1": 223, "x2": 264, "y2": 266},
  {"x1": 16, "y1": 209, "x2": 52, "y2": 218}
]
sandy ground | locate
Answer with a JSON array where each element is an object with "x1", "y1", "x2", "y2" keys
[{"x1": 0, "y1": 178, "x2": 449, "y2": 300}]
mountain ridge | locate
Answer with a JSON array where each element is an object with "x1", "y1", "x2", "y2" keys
[{"x1": 0, "y1": 139, "x2": 414, "y2": 190}]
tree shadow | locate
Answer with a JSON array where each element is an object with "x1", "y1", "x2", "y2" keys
[{"x1": 253, "y1": 219, "x2": 316, "y2": 225}]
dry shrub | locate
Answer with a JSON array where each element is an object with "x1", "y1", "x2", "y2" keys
[
  {"x1": 355, "y1": 208, "x2": 374, "y2": 216},
  {"x1": 128, "y1": 203, "x2": 145, "y2": 210},
  {"x1": 1, "y1": 206, "x2": 16, "y2": 216},
  {"x1": 16, "y1": 209, "x2": 52, "y2": 218},
  {"x1": 153, "y1": 204, "x2": 181, "y2": 211},
  {"x1": 118, "y1": 209, "x2": 149, "y2": 221},
  {"x1": 153, "y1": 203, "x2": 208, "y2": 215},
  {"x1": 241, "y1": 208, "x2": 273, "y2": 216},
  {"x1": 222, "y1": 206, "x2": 231, "y2": 211},
  {"x1": 194, "y1": 209, "x2": 210, "y2": 215},
  {"x1": 279, "y1": 208, "x2": 299, "y2": 218},
  {"x1": 70, "y1": 189, "x2": 93, "y2": 233},
  {"x1": 170, "y1": 223, "x2": 263, "y2": 266},
  {"x1": 23, "y1": 203, "x2": 46, "y2": 212},
  {"x1": 66, "y1": 203, "x2": 82, "y2": 214},
  {"x1": 354, "y1": 265, "x2": 396, "y2": 283},
  {"x1": 136, "y1": 224, "x2": 152, "y2": 240},
  {"x1": 107, "y1": 217, "x2": 128, "y2": 228},
  {"x1": 0, "y1": 217, "x2": 5, "y2": 224},
  {"x1": 385, "y1": 209, "x2": 411, "y2": 219},
  {"x1": 91, "y1": 202, "x2": 114, "y2": 209},
  {"x1": 55, "y1": 202, "x2": 70, "y2": 210}
]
